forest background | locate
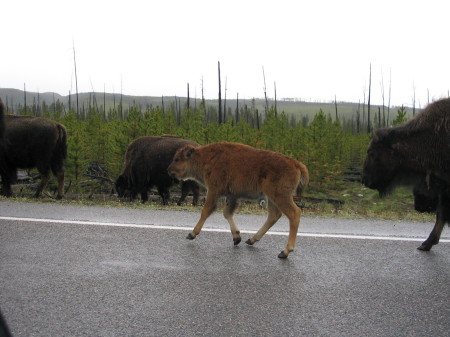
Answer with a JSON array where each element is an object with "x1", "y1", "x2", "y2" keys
[{"x1": 0, "y1": 88, "x2": 426, "y2": 219}]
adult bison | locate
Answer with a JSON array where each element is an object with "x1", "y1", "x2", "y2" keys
[
  {"x1": 115, "y1": 135, "x2": 200, "y2": 205},
  {"x1": 0, "y1": 101, "x2": 67, "y2": 199},
  {"x1": 362, "y1": 98, "x2": 450, "y2": 251},
  {"x1": 167, "y1": 142, "x2": 309, "y2": 258}
]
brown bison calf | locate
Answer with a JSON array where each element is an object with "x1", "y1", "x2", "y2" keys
[
  {"x1": 168, "y1": 142, "x2": 309, "y2": 258},
  {"x1": 0, "y1": 101, "x2": 67, "y2": 199}
]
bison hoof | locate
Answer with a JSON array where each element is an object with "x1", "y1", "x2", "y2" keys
[
  {"x1": 278, "y1": 251, "x2": 288, "y2": 259},
  {"x1": 417, "y1": 244, "x2": 432, "y2": 251},
  {"x1": 233, "y1": 238, "x2": 241, "y2": 246},
  {"x1": 186, "y1": 233, "x2": 196, "y2": 240},
  {"x1": 245, "y1": 239, "x2": 254, "y2": 245}
]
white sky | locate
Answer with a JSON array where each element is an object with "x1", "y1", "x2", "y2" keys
[{"x1": 2, "y1": 0, "x2": 449, "y2": 107}]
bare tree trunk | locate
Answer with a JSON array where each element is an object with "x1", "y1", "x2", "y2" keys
[
  {"x1": 23, "y1": 83, "x2": 27, "y2": 113},
  {"x1": 334, "y1": 94, "x2": 338, "y2": 121},
  {"x1": 103, "y1": 85, "x2": 106, "y2": 119},
  {"x1": 255, "y1": 109, "x2": 260, "y2": 130},
  {"x1": 274, "y1": 81, "x2": 278, "y2": 117},
  {"x1": 367, "y1": 63, "x2": 372, "y2": 133},
  {"x1": 187, "y1": 83, "x2": 190, "y2": 111},
  {"x1": 201, "y1": 76, "x2": 206, "y2": 110},
  {"x1": 224, "y1": 77, "x2": 227, "y2": 121},
  {"x1": 380, "y1": 68, "x2": 385, "y2": 127},
  {"x1": 218, "y1": 61, "x2": 222, "y2": 124},
  {"x1": 235, "y1": 92, "x2": 239, "y2": 123},
  {"x1": 73, "y1": 40, "x2": 79, "y2": 118},
  {"x1": 120, "y1": 78, "x2": 123, "y2": 120},
  {"x1": 362, "y1": 90, "x2": 366, "y2": 130},
  {"x1": 53, "y1": 92, "x2": 56, "y2": 116},
  {"x1": 356, "y1": 100, "x2": 361, "y2": 133},
  {"x1": 378, "y1": 107, "x2": 381, "y2": 129},
  {"x1": 262, "y1": 66, "x2": 269, "y2": 115},
  {"x1": 387, "y1": 69, "x2": 391, "y2": 126}
]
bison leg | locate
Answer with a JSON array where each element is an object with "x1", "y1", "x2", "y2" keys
[
  {"x1": 274, "y1": 197, "x2": 301, "y2": 258},
  {"x1": 0, "y1": 172, "x2": 13, "y2": 197},
  {"x1": 191, "y1": 184, "x2": 200, "y2": 206},
  {"x1": 140, "y1": 189, "x2": 149, "y2": 203},
  {"x1": 157, "y1": 186, "x2": 170, "y2": 205},
  {"x1": 55, "y1": 169, "x2": 65, "y2": 199},
  {"x1": 223, "y1": 197, "x2": 241, "y2": 245},
  {"x1": 34, "y1": 172, "x2": 50, "y2": 198},
  {"x1": 177, "y1": 181, "x2": 190, "y2": 205},
  {"x1": 418, "y1": 194, "x2": 449, "y2": 251},
  {"x1": 246, "y1": 200, "x2": 282, "y2": 246},
  {"x1": 187, "y1": 191, "x2": 218, "y2": 240}
]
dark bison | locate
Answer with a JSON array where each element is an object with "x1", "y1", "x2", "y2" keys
[
  {"x1": 115, "y1": 135, "x2": 200, "y2": 205},
  {"x1": 362, "y1": 98, "x2": 450, "y2": 251},
  {"x1": 0, "y1": 100, "x2": 67, "y2": 199},
  {"x1": 167, "y1": 142, "x2": 309, "y2": 258}
]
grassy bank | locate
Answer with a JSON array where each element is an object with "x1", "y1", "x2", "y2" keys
[{"x1": 1, "y1": 181, "x2": 434, "y2": 223}]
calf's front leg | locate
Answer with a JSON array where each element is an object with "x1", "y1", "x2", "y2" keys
[{"x1": 187, "y1": 191, "x2": 218, "y2": 240}]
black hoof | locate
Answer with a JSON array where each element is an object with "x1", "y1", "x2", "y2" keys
[
  {"x1": 186, "y1": 233, "x2": 196, "y2": 240},
  {"x1": 417, "y1": 244, "x2": 432, "y2": 251},
  {"x1": 245, "y1": 239, "x2": 254, "y2": 245},
  {"x1": 278, "y1": 251, "x2": 288, "y2": 259},
  {"x1": 233, "y1": 238, "x2": 241, "y2": 246}
]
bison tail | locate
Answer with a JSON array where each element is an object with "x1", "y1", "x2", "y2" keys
[
  {"x1": 57, "y1": 124, "x2": 68, "y2": 160},
  {"x1": 296, "y1": 163, "x2": 309, "y2": 197}
]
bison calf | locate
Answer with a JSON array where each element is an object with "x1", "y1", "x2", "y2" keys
[
  {"x1": 0, "y1": 102, "x2": 67, "y2": 199},
  {"x1": 168, "y1": 142, "x2": 309, "y2": 258},
  {"x1": 116, "y1": 136, "x2": 200, "y2": 205}
]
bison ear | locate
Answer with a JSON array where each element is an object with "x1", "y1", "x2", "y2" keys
[
  {"x1": 374, "y1": 128, "x2": 396, "y2": 146},
  {"x1": 186, "y1": 147, "x2": 196, "y2": 158}
]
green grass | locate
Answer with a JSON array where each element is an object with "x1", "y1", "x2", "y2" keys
[{"x1": 1, "y1": 181, "x2": 434, "y2": 223}]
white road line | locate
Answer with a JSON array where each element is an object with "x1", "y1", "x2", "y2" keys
[{"x1": 0, "y1": 216, "x2": 449, "y2": 243}]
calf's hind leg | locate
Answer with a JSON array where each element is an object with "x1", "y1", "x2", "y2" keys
[
  {"x1": 245, "y1": 200, "x2": 282, "y2": 246},
  {"x1": 275, "y1": 197, "x2": 301, "y2": 259},
  {"x1": 223, "y1": 197, "x2": 241, "y2": 245}
]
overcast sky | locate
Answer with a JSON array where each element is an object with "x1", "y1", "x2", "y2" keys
[{"x1": 2, "y1": 0, "x2": 449, "y2": 107}]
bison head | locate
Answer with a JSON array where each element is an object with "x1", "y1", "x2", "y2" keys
[
  {"x1": 115, "y1": 174, "x2": 131, "y2": 199},
  {"x1": 362, "y1": 129, "x2": 402, "y2": 196},
  {"x1": 167, "y1": 145, "x2": 197, "y2": 181}
]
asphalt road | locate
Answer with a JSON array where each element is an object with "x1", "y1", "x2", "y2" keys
[{"x1": 0, "y1": 201, "x2": 449, "y2": 337}]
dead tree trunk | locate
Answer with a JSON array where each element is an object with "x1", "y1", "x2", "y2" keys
[
  {"x1": 367, "y1": 63, "x2": 372, "y2": 133},
  {"x1": 218, "y1": 61, "x2": 222, "y2": 124},
  {"x1": 262, "y1": 66, "x2": 269, "y2": 116}
]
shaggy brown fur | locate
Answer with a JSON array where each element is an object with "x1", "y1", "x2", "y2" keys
[
  {"x1": 168, "y1": 142, "x2": 309, "y2": 258},
  {"x1": 362, "y1": 97, "x2": 450, "y2": 251},
  {"x1": 0, "y1": 112, "x2": 67, "y2": 199},
  {"x1": 115, "y1": 136, "x2": 200, "y2": 205}
]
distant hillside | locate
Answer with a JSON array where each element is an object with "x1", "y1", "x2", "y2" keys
[{"x1": 0, "y1": 87, "x2": 416, "y2": 123}]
